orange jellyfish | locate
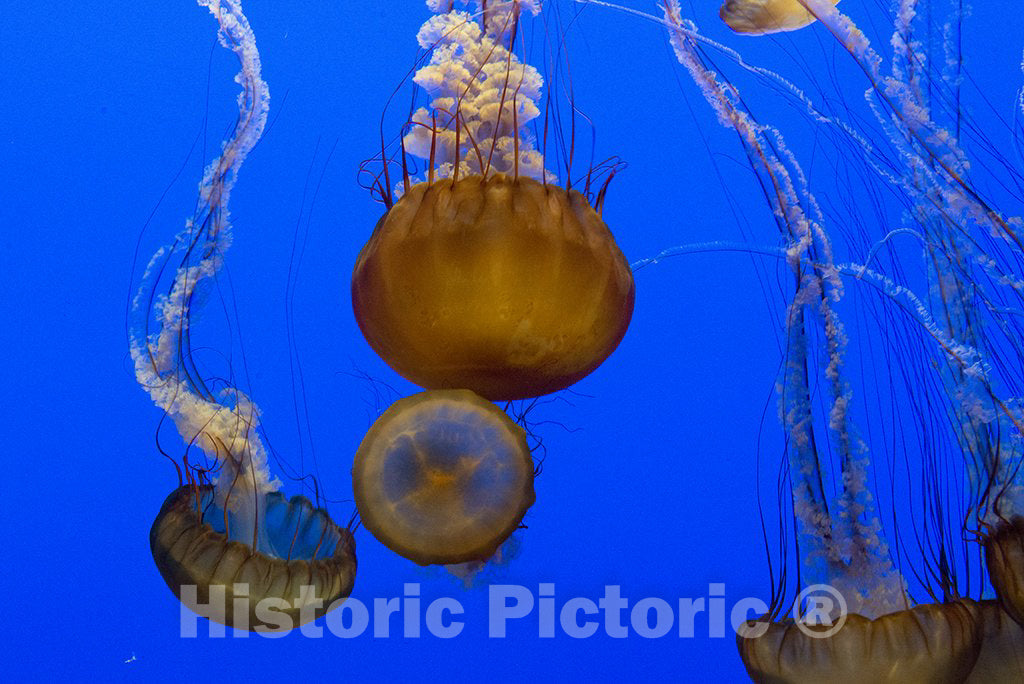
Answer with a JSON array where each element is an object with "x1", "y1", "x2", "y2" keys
[
  {"x1": 350, "y1": 1, "x2": 626, "y2": 572},
  {"x1": 130, "y1": 0, "x2": 355, "y2": 631},
  {"x1": 986, "y1": 517, "x2": 1024, "y2": 626},
  {"x1": 352, "y1": 0, "x2": 635, "y2": 401},
  {"x1": 768, "y1": 1, "x2": 1024, "y2": 673},
  {"x1": 719, "y1": 0, "x2": 838, "y2": 34},
  {"x1": 352, "y1": 389, "x2": 535, "y2": 566},
  {"x1": 648, "y1": 0, "x2": 1024, "y2": 679}
]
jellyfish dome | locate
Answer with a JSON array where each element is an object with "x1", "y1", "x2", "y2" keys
[
  {"x1": 967, "y1": 600, "x2": 1024, "y2": 681},
  {"x1": 352, "y1": 2, "x2": 634, "y2": 401},
  {"x1": 985, "y1": 517, "x2": 1024, "y2": 626},
  {"x1": 151, "y1": 485, "x2": 356, "y2": 631},
  {"x1": 719, "y1": 0, "x2": 839, "y2": 34},
  {"x1": 352, "y1": 174, "x2": 634, "y2": 400},
  {"x1": 738, "y1": 602, "x2": 982, "y2": 684},
  {"x1": 352, "y1": 389, "x2": 535, "y2": 566}
]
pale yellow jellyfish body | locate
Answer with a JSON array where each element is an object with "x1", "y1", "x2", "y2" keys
[
  {"x1": 352, "y1": 389, "x2": 535, "y2": 566},
  {"x1": 720, "y1": 0, "x2": 839, "y2": 34}
]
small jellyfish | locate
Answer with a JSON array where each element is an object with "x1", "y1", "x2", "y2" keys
[
  {"x1": 130, "y1": 0, "x2": 355, "y2": 630},
  {"x1": 353, "y1": 1, "x2": 634, "y2": 401},
  {"x1": 352, "y1": 389, "x2": 535, "y2": 565},
  {"x1": 719, "y1": 0, "x2": 838, "y2": 34},
  {"x1": 151, "y1": 483, "x2": 356, "y2": 631}
]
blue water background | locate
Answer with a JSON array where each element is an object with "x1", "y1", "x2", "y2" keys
[{"x1": 1, "y1": 0, "x2": 1019, "y2": 680}]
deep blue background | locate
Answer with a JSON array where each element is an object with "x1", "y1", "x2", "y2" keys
[{"x1": 1, "y1": 1, "x2": 1019, "y2": 680}]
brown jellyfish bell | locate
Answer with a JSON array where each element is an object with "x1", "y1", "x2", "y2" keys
[
  {"x1": 353, "y1": 2, "x2": 634, "y2": 401},
  {"x1": 965, "y1": 599, "x2": 1024, "y2": 683},
  {"x1": 720, "y1": 0, "x2": 839, "y2": 35},
  {"x1": 352, "y1": 174, "x2": 634, "y2": 401},
  {"x1": 151, "y1": 483, "x2": 356, "y2": 631},
  {"x1": 352, "y1": 389, "x2": 535, "y2": 566},
  {"x1": 737, "y1": 602, "x2": 983, "y2": 684},
  {"x1": 985, "y1": 516, "x2": 1024, "y2": 626}
]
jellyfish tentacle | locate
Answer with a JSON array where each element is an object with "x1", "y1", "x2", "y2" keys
[
  {"x1": 132, "y1": 0, "x2": 355, "y2": 631},
  {"x1": 664, "y1": 2, "x2": 907, "y2": 617},
  {"x1": 130, "y1": 0, "x2": 272, "y2": 501}
]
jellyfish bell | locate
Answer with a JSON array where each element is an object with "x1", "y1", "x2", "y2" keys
[
  {"x1": 720, "y1": 0, "x2": 839, "y2": 35},
  {"x1": 964, "y1": 599, "x2": 1024, "y2": 683},
  {"x1": 352, "y1": 389, "x2": 535, "y2": 566},
  {"x1": 352, "y1": 174, "x2": 635, "y2": 401},
  {"x1": 141, "y1": 389, "x2": 358, "y2": 632},
  {"x1": 354, "y1": 1, "x2": 634, "y2": 401},
  {"x1": 985, "y1": 516, "x2": 1024, "y2": 626},
  {"x1": 738, "y1": 602, "x2": 982, "y2": 684},
  {"x1": 151, "y1": 484, "x2": 356, "y2": 631}
]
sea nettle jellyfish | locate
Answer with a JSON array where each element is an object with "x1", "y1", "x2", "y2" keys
[
  {"x1": 129, "y1": 0, "x2": 355, "y2": 631},
  {"x1": 352, "y1": 0, "x2": 635, "y2": 402},
  {"x1": 352, "y1": 389, "x2": 535, "y2": 567},
  {"x1": 349, "y1": 0, "x2": 632, "y2": 573},
  {"x1": 589, "y1": 0, "x2": 1024, "y2": 679},
  {"x1": 698, "y1": 0, "x2": 1024, "y2": 679},
  {"x1": 719, "y1": 0, "x2": 838, "y2": 34}
]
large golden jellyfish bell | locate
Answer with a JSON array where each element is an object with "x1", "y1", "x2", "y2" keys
[
  {"x1": 352, "y1": 389, "x2": 535, "y2": 565},
  {"x1": 352, "y1": 2, "x2": 634, "y2": 402},
  {"x1": 352, "y1": 175, "x2": 634, "y2": 400}
]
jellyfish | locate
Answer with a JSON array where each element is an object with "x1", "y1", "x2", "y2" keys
[
  {"x1": 348, "y1": 1, "x2": 628, "y2": 574},
  {"x1": 986, "y1": 517, "x2": 1024, "y2": 625},
  {"x1": 607, "y1": 0, "x2": 1024, "y2": 678},
  {"x1": 656, "y1": 4, "x2": 975, "y2": 676},
  {"x1": 967, "y1": 600, "x2": 1024, "y2": 682},
  {"x1": 352, "y1": 389, "x2": 535, "y2": 566},
  {"x1": 129, "y1": 0, "x2": 355, "y2": 631},
  {"x1": 772, "y1": 0, "x2": 1024, "y2": 651},
  {"x1": 352, "y1": 0, "x2": 635, "y2": 402},
  {"x1": 718, "y1": 0, "x2": 838, "y2": 34}
]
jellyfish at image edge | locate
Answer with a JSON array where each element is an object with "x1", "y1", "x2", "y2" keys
[
  {"x1": 349, "y1": 1, "x2": 632, "y2": 571},
  {"x1": 129, "y1": 0, "x2": 355, "y2": 631},
  {"x1": 616, "y1": 0, "x2": 1024, "y2": 679},
  {"x1": 758, "y1": 4, "x2": 1024, "y2": 679},
  {"x1": 719, "y1": 0, "x2": 838, "y2": 34}
]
